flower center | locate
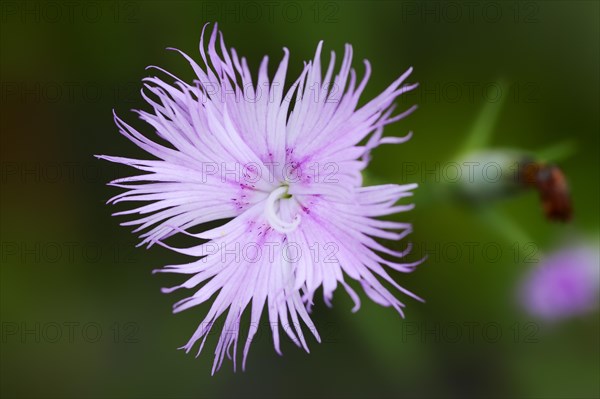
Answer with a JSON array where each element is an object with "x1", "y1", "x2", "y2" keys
[{"x1": 264, "y1": 185, "x2": 301, "y2": 233}]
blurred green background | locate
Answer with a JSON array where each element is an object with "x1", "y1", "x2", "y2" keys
[{"x1": 1, "y1": 1, "x2": 599, "y2": 398}]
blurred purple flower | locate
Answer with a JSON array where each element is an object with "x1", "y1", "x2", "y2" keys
[
  {"x1": 520, "y1": 244, "x2": 600, "y2": 321},
  {"x1": 98, "y1": 23, "x2": 422, "y2": 373}
]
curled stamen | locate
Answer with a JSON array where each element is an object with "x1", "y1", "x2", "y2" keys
[{"x1": 264, "y1": 186, "x2": 301, "y2": 233}]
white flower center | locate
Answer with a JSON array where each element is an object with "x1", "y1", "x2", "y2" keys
[{"x1": 264, "y1": 186, "x2": 301, "y2": 233}]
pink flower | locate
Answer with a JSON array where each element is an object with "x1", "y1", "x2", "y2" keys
[
  {"x1": 98, "y1": 23, "x2": 421, "y2": 373},
  {"x1": 520, "y1": 244, "x2": 599, "y2": 321}
]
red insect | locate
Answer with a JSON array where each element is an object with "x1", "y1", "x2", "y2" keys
[{"x1": 521, "y1": 162, "x2": 573, "y2": 222}]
